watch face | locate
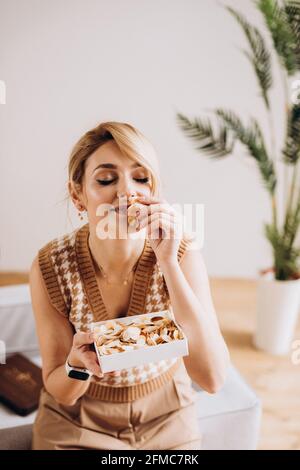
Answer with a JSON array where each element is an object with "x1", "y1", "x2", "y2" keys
[{"x1": 68, "y1": 369, "x2": 90, "y2": 381}]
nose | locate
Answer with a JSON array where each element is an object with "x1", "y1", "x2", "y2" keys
[{"x1": 117, "y1": 187, "x2": 137, "y2": 200}]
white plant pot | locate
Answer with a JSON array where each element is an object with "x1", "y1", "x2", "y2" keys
[{"x1": 254, "y1": 277, "x2": 300, "y2": 355}]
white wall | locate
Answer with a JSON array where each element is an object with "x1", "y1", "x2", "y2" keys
[{"x1": 0, "y1": 0, "x2": 291, "y2": 277}]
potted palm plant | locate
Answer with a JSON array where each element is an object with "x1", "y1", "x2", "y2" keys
[{"x1": 177, "y1": 0, "x2": 300, "y2": 355}]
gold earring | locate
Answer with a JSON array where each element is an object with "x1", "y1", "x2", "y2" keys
[{"x1": 78, "y1": 207, "x2": 85, "y2": 221}]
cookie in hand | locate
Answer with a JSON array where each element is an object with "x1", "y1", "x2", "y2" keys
[{"x1": 127, "y1": 197, "x2": 144, "y2": 233}]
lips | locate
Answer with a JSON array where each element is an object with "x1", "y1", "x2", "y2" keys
[
  {"x1": 114, "y1": 200, "x2": 138, "y2": 211},
  {"x1": 115, "y1": 206, "x2": 127, "y2": 213},
  {"x1": 112, "y1": 205, "x2": 129, "y2": 215},
  {"x1": 112, "y1": 197, "x2": 141, "y2": 213}
]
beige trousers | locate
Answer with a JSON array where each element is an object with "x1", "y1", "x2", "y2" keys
[{"x1": 32, "y1": 361, "x2": 202, "y2": 450}]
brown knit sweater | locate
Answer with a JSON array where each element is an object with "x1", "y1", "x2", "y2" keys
[{"x1": 38, "y1": 222, "x2": 192, "y2": 402}]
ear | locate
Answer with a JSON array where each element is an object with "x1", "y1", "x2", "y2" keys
[{"x1": 68, "y1": 181, "x2": 84, "y2": 210}]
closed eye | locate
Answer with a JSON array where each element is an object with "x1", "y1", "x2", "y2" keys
[
  {"x1": 96, "y1": 177, "x2": 149, "y2": 186},
  {"x1": 134, "y1": 177, "x2": 149, "y2": 184}
]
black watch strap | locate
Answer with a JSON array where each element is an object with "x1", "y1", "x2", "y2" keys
[{"x1": 65, "y1": 358, "x2": 93, "y2": 381}]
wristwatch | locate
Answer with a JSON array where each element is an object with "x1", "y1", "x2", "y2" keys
[{"x1": 65, "y1": 357, "x2": 93, "y2": 381}]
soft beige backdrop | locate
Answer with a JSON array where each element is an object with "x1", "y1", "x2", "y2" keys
[{"x1": 0, "y1": 0, "x2": 293, "y2": 276}]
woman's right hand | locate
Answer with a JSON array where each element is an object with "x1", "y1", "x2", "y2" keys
[{"x1": 68, "y1": 331, "x2": 104, "y2": 378}]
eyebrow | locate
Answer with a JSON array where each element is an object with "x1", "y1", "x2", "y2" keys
[{"x1": 92, "y1": 162, "x2": 142, "y2": 173}]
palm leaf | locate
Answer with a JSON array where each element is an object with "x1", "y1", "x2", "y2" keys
[
  {"x1": 226, "y1": 6, "x2": 272, "y2": 108},
  {"x1": 283, "y1": 192, "x2": 300, "y2": 247},
  {"x1": 176, "y1": 2, "x2": 300, "y2": 280},
  {"x1": 264, "y1": 220, "x2": 300, "y2": 279},
  {"x1": 283, "y1": 103, "x2": 300, "y2": 164},
  {"x1": 257, "y1": 0, "x2": 298, "y2": 74},
  {"x1": 216, "y1": 109, "x2": 277, "y2": 194},
  {"x1": 284, "y1": 0, "x2": 300, "y2": 70},
  {"x1": 176, "y1": 113, "x2": 234, "y2": 158}
]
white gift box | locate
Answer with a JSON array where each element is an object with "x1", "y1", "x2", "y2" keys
[{"x1": 92, "y1": 309, "x2": 189, "y2": 373}]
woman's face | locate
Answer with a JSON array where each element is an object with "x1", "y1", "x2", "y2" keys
[{"x1": 73, "y1": 140, "x2": 152, "y2": 235}]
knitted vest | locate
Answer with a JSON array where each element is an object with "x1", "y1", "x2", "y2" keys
[{"x1": 38, "y1": 223, "x2": 191, "y2": 402}]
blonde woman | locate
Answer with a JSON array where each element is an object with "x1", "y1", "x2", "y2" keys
[{"x1": 29, "y1": 121, "x2": 230, "y2": 450}]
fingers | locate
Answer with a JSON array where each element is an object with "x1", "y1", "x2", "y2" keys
[
  {"x1": 138, "y1": 212, "x2": 174, "y2": 229},
  {"x1": 71, "y1": 333, "x2": 104, "y2": 378},
  {"x1": 73, "y1": 331, "x2": 95, "y2": 347},
  {"x1": 138, "y1": 212, "x2": 174, "y2": 232},
  {"x1": 137, "y1": 196, "x2": 162, "y2": 204},
  {"x1": 137, "y1": 202, "x2": 175, "y2": 217},
  {"x1": 138, "y1": 212, "x2": 183, "y2": 239},
  {"x1": 139, "y1": 214, "x2": 169, "y2": 239},
  {"x1": 82, "y1": 350, "x2": 104, "y2": 378}
]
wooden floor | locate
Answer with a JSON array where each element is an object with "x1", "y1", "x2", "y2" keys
[
  {"x1": 210, "y1": 278, "x2": 300, "y2": 451},
  {"x1": 1, "y1": 273, "x2": 299, "y2": 449}
]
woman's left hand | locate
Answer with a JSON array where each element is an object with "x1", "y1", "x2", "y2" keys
[{"x1": 136, "y1": 196, "x2": 184, "y2": 265}]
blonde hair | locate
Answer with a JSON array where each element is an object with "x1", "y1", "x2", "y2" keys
[{"x1": 68, "y1": 121, "x2": 162, "y2": 198}]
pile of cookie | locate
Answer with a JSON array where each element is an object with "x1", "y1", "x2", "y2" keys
[{"x1": 93, "y1": 314, "x2": 184, "y2": 356}]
